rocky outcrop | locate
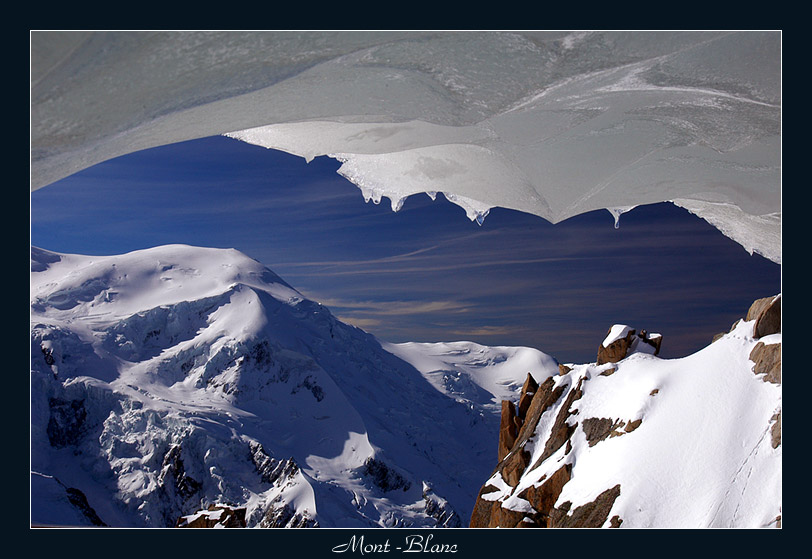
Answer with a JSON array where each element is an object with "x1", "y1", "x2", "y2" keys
[
  {"x1": 176, "y1": 504, "x2": 247, "y2": 528},
  {"x1": 597, "y1": 328, "x2": 637, "y2": 365},
  {"x1": 597, "y1": 327, "x2": 661, "y2": 365},
  {"x1": 582, "y1": 417, "x2": 643, "y2": 447},
  {"x1": 65, "y1": 486, "x2": 107, "y2": 527},
  {"x1": 517, "y1": 373, "x2": 538, "y2": 419},
  {"x1": 471, "y1": 294, "x2": 781, "y2": 528},
  {"x1": 498, "y1": 401, "x2": 520, "y2": 462},
  {"x1": 362, "y1": 457, "x2": 411, "y2": 492},
  {"x1": 715, "y1": 294, "x2": 781, "y2": 344},
  {"x1": 770, "y1": 411, "x2": 781, "y2": 449},
  {"x1": 750, "y1": 341, "x2": 781, "y2": 384},
  {"x1": 47, "y1": 398, "x2": 87, "y2": 447},
  {"x1": 159, "y1": 444, "x2": 203, "y2": 501},
  {"x1": 259, "y1": 499, "x2": 319, "y2": 528},
  {"x1": 549, "y1": 484, "x2": 621, "y2": 528},
  {"x1": 249, "y1": 441, "x2": 300, "y2": 486},
  {"x1": 471, "y1": 372, "x2": 595, "y2": 527},
  {"x1": 744, "y1": 295, "x2": 781, "y2": 450},
  {"x1": 747, "y1": 294, "x2": 781, "y2": 338},
  {"x1": 516, "y1": 464, "x2": 572, "y2": 527},
  {"x1": 422, "y1": 483, "x2": 462, "y2": 528}
]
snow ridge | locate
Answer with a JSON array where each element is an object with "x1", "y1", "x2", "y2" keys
[{"x1": 471, "y1": 309, "x2": 781, "y2": 528}]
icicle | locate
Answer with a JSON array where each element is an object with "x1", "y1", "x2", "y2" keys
[
  {"x1": 426, "y1": 191, "x2": 438, "y2": 201},
  {"x1": 391, "y1": 196, "x2": 406, "y2": 213},
  {"x1": 607, "y1": 206, "x2": 638, "y2": 229},
  {"x1": 443, "y1": 192, "x2": 493, "y2": 227}
]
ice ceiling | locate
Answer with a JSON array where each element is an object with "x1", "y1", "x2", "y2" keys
[{"x1": 30, "y1": 31, "x2": 781, "y2": 263}]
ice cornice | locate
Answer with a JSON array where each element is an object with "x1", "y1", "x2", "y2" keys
[{"x1": 30, "y1": 31, "x2": 781, "y2": 263}]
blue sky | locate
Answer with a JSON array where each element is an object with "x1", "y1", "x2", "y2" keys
[{"x1": 30, "y1": 135, "x2": 781, "y2": 363}]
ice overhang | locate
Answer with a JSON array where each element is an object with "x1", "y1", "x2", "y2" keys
[{"x1": 30, "y1": 30, "x2": 781, "y2": 263}]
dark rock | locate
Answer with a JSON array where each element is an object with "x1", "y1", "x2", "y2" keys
[
  {"x1": 260, "y1": 500, "x2": 318, "y2": 528},
  {"x1": 609, "y1": 515, "x2": 623, "y2": 528},
  {"x1": 747, "y1": 295, "x2": 781, "y2": 338},
  {"x1": 516, "y1": 377, "x2": 564, "y2": 447},
  {"x1": 531, "y1": 378, "x2": 584, "y2": 469},
  {"x1": 597, "y1": 328, "x2": 636, "y2": 365},
  {"x1": 47, "y1": 398, "x2": 87, "y2": 447},
  {"x1": 516, "y1": 464, "x2": 572, "y2": 527},
  {"x1": 517, "y1": 373, "x2": 539, "y2": 420},
  {"x1": 624, "y1": 419, "x2": 642, "y2": 433},
  {"x1": 501, "y1": 449, "x2": 531, "y2": 488},
  {"x1": 597, "y1": 327, "x2": 662, "y2": 364},
  {"x1": 292, "y1": 375, "x2": 325, "y2": 401},
  {"x1": 583, "y1": 417, "x2": 643, "y2": 447},
  {"x1": 640, "y1": 331, "x2": 662, "y2": 355},
  {"x1": 582, "y1": 417, "x2": 624, "y2": 447},
  {"x1": 470, "y1": 377, "x2": 568, "y2": 527},
  {"x1": 65, "y1": 487, "x2": 107, "y2": 526},
  {"x1": 41, "y1": 345, "x2": 55, "y2": 366},
  {"x1": 771, "y1": 411, "x2": 781, "y2": 449},
  {"x1": 159, "y1": 444, "x2": 202, "y2": 500},
  {"x1": 362, "y1": 457, "x2": 410, "y2": 492},
  {"x1": 423, "y1": 485, "x2": 462, "y2": 528},
  {"x1": 469, "y1": 485, "x2": 501, "y2": 528},
  {"x1": 498, "y1": 401, "x2": 520, "y2": 462},
  {"x1": 249, "y1": 441, "x2": 300, "y2": 486},
  {"x1": 551, "y1": 484, "x2": 621, "y2": 528},
  {"x1": 177, "y1": 504, "x2": 247, "y2": 528},
  {"x1": 490, "y1": 505, "x2": 528, "y2": 528},
  {"x1": 749, "y1": 341, "x2": 781, "y2": 384},
  {"x1": 558, "y1": 364, "x2": 571, "y2": 376}
]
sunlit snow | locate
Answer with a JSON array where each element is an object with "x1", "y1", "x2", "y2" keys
[{"x1": 31, "y1": 31, "x2": 780, "y2": 262}]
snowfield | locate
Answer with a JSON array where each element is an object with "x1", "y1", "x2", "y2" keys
[
  {"x1": 29, "y1": 30, "x2": 782, "y2": 529},
  {"x1": 473, "y1": 315, "x2": 781, "y2": 528},
  {"x1": 30, "y1": 244, "x2": 780, "y2": 528}
]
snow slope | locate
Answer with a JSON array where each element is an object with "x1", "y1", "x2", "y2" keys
[
  {"x1": 30, "y1": 244, "x2": 559, "y2": 527},
  {"x1": 473, "y1": 316, "x2": 782, "y2": 528},
  {"x1": 30, "y1": 31, "x2": 780, "y2": 262}
]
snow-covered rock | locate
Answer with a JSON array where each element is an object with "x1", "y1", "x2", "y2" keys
[
  {"x1": 470, "y1": 300, "x2": 782, "y2": 528},
  {"x1": 30, "y1": 31, "x2": 781, "y2": 263},
  {"x1": 597, "y1": 325, "x2": 662, "y2": 365},
  {"x1": 176, "y1": 504, "x2": 246, "y2": 528},
  {"x1": 30, "y1": 244, "x2": 559, "y2": 527}
]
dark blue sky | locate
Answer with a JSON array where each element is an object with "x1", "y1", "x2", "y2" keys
[{"x1": 30, "y1": 135, "x2": 781, "y2": 363}]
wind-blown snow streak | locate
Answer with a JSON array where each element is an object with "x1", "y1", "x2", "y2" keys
[{"x1": 31, "y1": 31, "x2": 780, "y2": 262}]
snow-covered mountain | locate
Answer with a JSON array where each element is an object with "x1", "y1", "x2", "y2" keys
[
  {"x1": 470, "y1": 295, "x2": 782, "y2": 528},
  {"x1": 29, "y1": 244, "x2": 781, "y2": 528},
  {"x1": 30, "y1": 244, "x2": 559, "y2": 528}
]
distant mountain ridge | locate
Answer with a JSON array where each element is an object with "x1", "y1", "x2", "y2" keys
[{"x1": 30, "y1": 244, "x2": 558, "y2": 527}]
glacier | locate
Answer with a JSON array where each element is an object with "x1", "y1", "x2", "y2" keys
[
  {"x1": 30, "y1": 244, "x2": 559, "y2": 527},
  {"x1": 30, "y1": 31, "x2": 780, "y2": 263},
  {"x1": 30, "y1": 244, "x2": 781, "y2": 528}
]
